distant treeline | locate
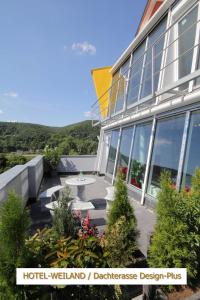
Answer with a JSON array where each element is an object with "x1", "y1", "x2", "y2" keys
[{"x1": 0, "y1": 120, "x2": 100, "y2": 155}]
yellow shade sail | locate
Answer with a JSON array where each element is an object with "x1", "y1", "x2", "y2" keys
[{"x1": 91, "y1": 66, "x2": 112, "y2": 119}]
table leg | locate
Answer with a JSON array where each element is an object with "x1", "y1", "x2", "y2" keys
[{"x1": 77, "y1": 185, "x2": 86, "y2": 201}]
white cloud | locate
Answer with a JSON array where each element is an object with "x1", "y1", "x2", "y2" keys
[
  {"x1": 7, "y1": 120, "x2": 17, "y2": 123},
  {"x1": 71, "y1": 41, "x2": 96, "y2": 55},
  {"x1": 4, "y1": 91, "x2": 18, "y2": 98},
  {"x1": 84, "y1": 111, "x2": 93, "y2": 118},
  {"x1": 0, "y1": 109, "x2": 4, "y2": 114}
]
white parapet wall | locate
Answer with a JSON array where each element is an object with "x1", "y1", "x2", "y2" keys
[
  {"x1": 25, "y1": 155, "x2": 44, "y2": 200},
  {"x1": 57, "y1": 155, "x2": 97, "y2": 173},
  {"x1": 0, "y1": 165, "x2": 29, "y2": 207},
  {"x1": 0, "y1": 155, "x2": 44, "y2": 207}
]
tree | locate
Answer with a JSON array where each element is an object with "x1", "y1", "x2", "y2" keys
[
  {"x1": 0, "y1": 191, "x2": 31, "y2": 297},
  {"x1": 105, "y1": 171, "x2": 139, "y2": 267},
  {"x1": 107, "y1": 171, "x2": 137, "y2": 227},
  {"x1": 43, "y1": 145, "x2": 60, "y2": 173},
  {"x1": 105, "y1": 216, "x2": 138, "y2": 267},
  {"x1": 147, "y1": 170, "x2": 200, "y2": 283},
  {"x1": 52, "y1": 188, "x2": 80, "y2": 238}
]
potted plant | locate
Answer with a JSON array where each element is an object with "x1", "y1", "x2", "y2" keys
[{"x1": 130, "y1": 160, "x2": 144, "y2": 188}]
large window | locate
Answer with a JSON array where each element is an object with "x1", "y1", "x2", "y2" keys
[
  {"x1": 182, "y1": 111, "x2": 200, "y2": 190},
  {"x1": 106, "y1": 130, "x2": 120, "y2": 175},
  {"x1": 147, "y1": 115, "x2": 185, "y2": 197},
  {"x1": 109, "y1": 72, "x2": 119, "y2": 116},
  {"x1": 128, "y1": 122, "x2": 152, "y2": 189},
  {"x1": 140, "y1": 17, "x2": 167, "y2": 98},
  {"x1": 116, "y1": 126, "x2": 133, "y2": 178},
  {"x1": 127, "y1": 17, "x2": 167, "y2": 107},
  {"x1": 115, "y1": 59, "x2": 130, "y2": 114},
  {"x1": 127, "y1": 41, "x2": 146, "y2": 106},
  {"x1": 178, "y1": 6, "x2": 198, "y2": 88}
]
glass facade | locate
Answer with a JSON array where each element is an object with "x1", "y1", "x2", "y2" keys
[
  {"x1": 182, "y1": 111, "x2": 200, "y2": 190},
  {"x1": 105, "y1": 109, "x2": 200, "y2": 203},
  {"x1": 115, "y1": 59, "x2": 130, "y2": 113},
  {"x1": 116, "y1": 126, "x2": 133, "y2": 178},
  {"x1": 140, "y1": 17, "x2": 167, "y2": 98},
  {"x1": 106, "y1": 130, "x2": 120, "y2": 175},
  {"x1": 127, "y1": 42, "x2": 146, "y2": 106},
  {"x1": 178, "y1": 6, "x2": 198, "y2": 88},
  {"x1": 105, "y1": 2, "x2": 200, "y2": 118},
  {"x1": 126, "y1": 16, "x2": 167, "y2": 106},
  {"x1": 102, "y1": 1, "x2": 200, "y2": 205},
  {"x1": 109, "y1": 72, "x2": 119, "y2": 116},
  {"x1": 129, "y1": 123, "x2": 152, "y2": 189},
  {"x1": 147, "y1": 115, "x2": 185, "y2": 197}
]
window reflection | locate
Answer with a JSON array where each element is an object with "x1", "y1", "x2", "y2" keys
[
  {"x1": 109, "y1": 72, "x2": 119, "y2": 116},
  {"x1": 116, "y1": 127, "x2": 133, "y2": 178},
  {"x1": 147, "y1": 115, "x2": 185, "y2": 197},
  {"x1": 106, "y1": 130, "x2": 120, "y2": 175},
  {"x1": 129, "y1": 123, "x2": 152, "y2": 189},
  {"x1": 115, "y1": 59, "x2": 130, "y2": 113},
  {"x1": 140, "y1": 17, "x2": 167, "y2": 99},
  {"x1": 182, "y1": 111, "x2": 200, "y2": 190},
  {"x1": 178, "y1": 7, "x2": 198, "y2": 89},
  {"x1": 127, "y1": 42, "x2": 146, "y2": 106}
]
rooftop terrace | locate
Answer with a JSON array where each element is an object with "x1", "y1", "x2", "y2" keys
[{"x1": 30, "y1": 173, "x2": 156, "y2": 256}]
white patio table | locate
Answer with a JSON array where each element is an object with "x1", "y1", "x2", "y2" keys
[{"x1": 65, "y1": 176, "x2": 96, "y2": 202}]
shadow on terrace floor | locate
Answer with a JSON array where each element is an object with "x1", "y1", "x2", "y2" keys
[
  {"x1": 28, "y1": 174, "x2": 109, "y2": 234},
  {"x1": 28, "y1": 174, "x2": 61, "y2": 233}
]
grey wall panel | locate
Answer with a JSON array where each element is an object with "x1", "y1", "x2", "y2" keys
[{"x1": 57, "y1": 155, "x2": 97, "y2": 173}]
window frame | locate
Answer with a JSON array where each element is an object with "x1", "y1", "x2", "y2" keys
[
  {"x1": 127, "y1": 16, "x2": 168, "y2": 110},
  {"x1": 105, "y1": 128, "x2": 121, "y2": 178},
  {"x1": 109, "y1": 56, "x2": 132, "y2": 117},
  {"x1": 127, "y1": 121, "x2": 153, "y2": 191},
  {"x1": 114, "y1": 125, "x2": 135, "y2": 180},
  {"x1": 171, "y1": 2, "x2": 200, "y2": 91}
]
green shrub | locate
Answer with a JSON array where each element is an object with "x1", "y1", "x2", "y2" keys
[
  {"x1": 43, "y1": 145, "x2": 60, "y2": 173},
  {"x1": 0, "y1": 153, "x2": 28, "y2": 174},
  {"x1": 105, "y1": 216, "x2": 138, "y2": 267},
  {"x1": 52, "y1": 188, "x2": 80, "y2": 238},
  {"x1": 148, "y1": 170, "x2": 200, "y2": 284},
  {"x1": 0, "y1": 191, "x2": 31, "y2": 297},
  {"x1": 25, "y1": 227, "x2": 58, "y2": 268},
  {"x1": 106, "y1": 171, "x2": 139, "y2": 267},
  {"x1": 6, "y1": 153, "x2": 27, "y2": 168},
  {"x1": 107, "y1": 171, "x2": 137, "y2": 227}
]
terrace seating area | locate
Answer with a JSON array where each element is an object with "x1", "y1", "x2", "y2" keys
[
  {"x1": 0, "y1": 154, "x2": 156, "y2": 256},
  {"x1": 29, "y1": 173, "x2": 156, "y2": 256}
]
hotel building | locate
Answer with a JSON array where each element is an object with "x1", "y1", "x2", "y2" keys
[{"x1": 92, "y1": 0, "x2": 200, "y2": 208}]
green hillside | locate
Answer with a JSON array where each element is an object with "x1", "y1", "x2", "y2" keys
[{"x1": 0, "y1": 120, "x2": 100, "y2": 155}]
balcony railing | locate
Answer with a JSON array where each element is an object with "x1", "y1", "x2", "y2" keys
[{"x1": 91, "y1": 8, "x2": 200, "y2": 127}]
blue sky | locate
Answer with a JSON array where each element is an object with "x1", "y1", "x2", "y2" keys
[{"x1": 0, "y1": 0, "x2": 147, "y2": 126}]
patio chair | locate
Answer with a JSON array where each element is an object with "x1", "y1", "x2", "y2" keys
[
  {"x1": 105, "y1": 186, "x2": 115, "y2": 214},
  {"x1": 39, "y1": 185, "x2": 64, "y2": 211},
  {"x1": 39, "y1": 185, "x2": 64, "y2": 199}
]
